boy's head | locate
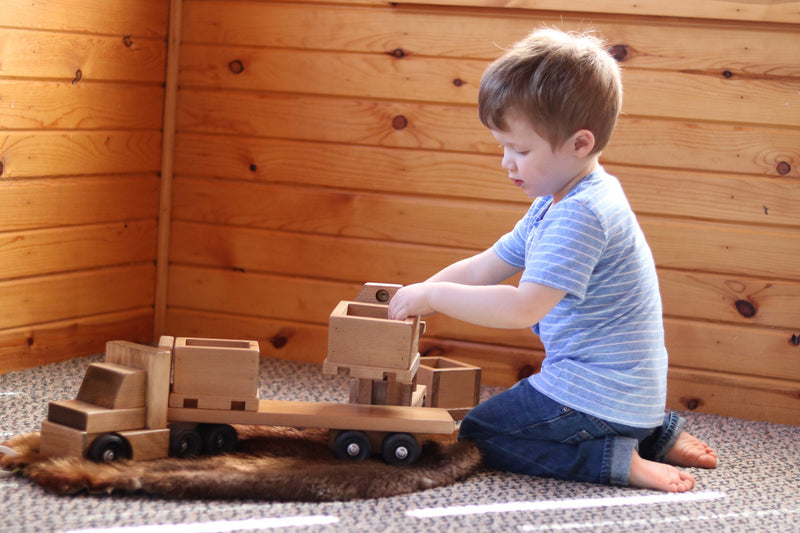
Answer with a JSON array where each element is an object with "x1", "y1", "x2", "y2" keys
[{"x1": 478, "y1": 28, "x2": 622, "y2": 155}]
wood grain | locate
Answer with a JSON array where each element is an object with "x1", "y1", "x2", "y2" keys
[{"x1": 0, "y1": 29, "x2": 166, "y2": 83}]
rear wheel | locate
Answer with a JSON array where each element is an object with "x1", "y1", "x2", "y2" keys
[
  {"x1": 381, "y1": 433, "x2": 420, "y2": 465},
  {"x1": 169, "y1": 427, "x2": 202, "y2": 458},
  {"x1": 333, "y1": 430, "x2": 371, "y2": 461},
  {"x1": 201, "y1": 424, "x2": 238, "y2": 455},
  {"x1": 88, "y1": 434, "x2": 131, "y2": 463}
]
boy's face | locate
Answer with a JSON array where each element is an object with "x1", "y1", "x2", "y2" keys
[{"x1": 490, "y1": 112, "x2": 596, "y2": 202}]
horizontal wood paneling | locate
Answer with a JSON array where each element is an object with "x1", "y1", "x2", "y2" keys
[
  {"x1": 176, "y1": 91, "x2": 799, "y2": 178},
  {"x1": 0, "y1": 133, "x2": 162, "y2": 178},
  {"x1": 0, "y1": 29, "x2": 167, "y2": 83},
  {"x1": 0, "y1": 264, "x2": 155, "y2": 331},
  {"x1": 175, "y1": 134, "x2": 800, "y2": 228},
  {"x1": 2, "y1": 0, "x2": 169, "y2": 38},
  {"x1": 0, "y1": 221, "x2": 157, "y2": 280},
  {"x1": 395, "y1": 0, "x2": 800, "y2": 24},
  {"x1": 0, "y1": 176, "x2": 160, "y2": 232},
  {"x1": 0, "y1": 81, "x2": 164, "y2": 130},
  {"x1": 178, "y1": 45, "x2": 799, "y2": 127},
  {"x1": 0, "y1": 309, "x2": 153, "y2": 373},
  {"x1": 181, "y1": 3, "x2": 800, "y2": 70},
  {"x1": 0, "y1": 0, "x2": 166, "y2": 373}
]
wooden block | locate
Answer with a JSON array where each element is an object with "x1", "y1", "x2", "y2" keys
[
  {"x1": 47, "y1": 400, "x2": 146, "y2": 433},
  {"x1": 349, "y1": 378, "x2": 373, "y2": 405},
  {"x1": 418, "y1": 356, "x2": 481, "y2": 410},
  {"x1": 411, "y1": 384, "x2": 426, "y2": 408},
  {"x1": 172, "y1": 337, "x2": 260, "y2": 398},
  {"x1": 326, "y1": 301, "x2": 421, "y2": 372},
  {"x1": 168, "y1": 393, "x2": 258, "y2": 411},
  {"x1": 119, "y1": 428, "x2": 170, "y2": 460},
  {"x1": 76, "y1": 362, "x2": 146, "y2": 409},
  {"x1": 354, "y1": 283, "x2": 402, "y2": 305},
  {"x1": 39, "y1": 420, "x2": 89, "y2": 458}
]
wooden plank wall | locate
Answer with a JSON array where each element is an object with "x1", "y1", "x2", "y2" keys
[
  {"x1": 0, "y1": 0, "x2": 169, "y2": 370},
  {"x1": 167, "y1": 0, "x2": 800, "y2": 425}
]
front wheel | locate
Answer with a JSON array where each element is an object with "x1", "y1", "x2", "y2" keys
[{"x1": 88, "y1": 433, "x2": 131, "y2": 463}]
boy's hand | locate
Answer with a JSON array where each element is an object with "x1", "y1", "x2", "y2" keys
[{"x1": 387, "y1": 283, "x2": 434, "y2": 320}]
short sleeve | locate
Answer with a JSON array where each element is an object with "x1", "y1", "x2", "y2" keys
[{"x1": 521, "y1": 201, "x2": 606, "y2": 300}]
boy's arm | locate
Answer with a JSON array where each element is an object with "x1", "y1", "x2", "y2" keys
[
  {"x1": 388, "y1": 249, "x2": 566, "y2": 329},
  {"x1": 426, "y1": 248, "x2": 521, "y2": 286}
]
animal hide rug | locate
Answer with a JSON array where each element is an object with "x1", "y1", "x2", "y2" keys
[{"x1": 0, "y1": 426, "x2": 482, "y2": 501}]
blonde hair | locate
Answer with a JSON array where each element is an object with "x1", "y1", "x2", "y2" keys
[{"x1": 478, "y1": 28, "x2": 622, "y2": 154}]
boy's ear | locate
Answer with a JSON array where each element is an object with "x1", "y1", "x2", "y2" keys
[{"x1": 570, "y1": 130, "x2": 595, "y2": 156}]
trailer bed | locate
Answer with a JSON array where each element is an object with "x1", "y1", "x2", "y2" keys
[{"x1": 167, "y1": 399, "x2": 457, "y2": 435}]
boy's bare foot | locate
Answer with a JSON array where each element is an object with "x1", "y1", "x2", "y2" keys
[
  {"x1": 666, "y1": 431, "x2": 717, "y2": 469},
  {"x1": 629, "y1": 452, "x2": 695, "y2": 492}
]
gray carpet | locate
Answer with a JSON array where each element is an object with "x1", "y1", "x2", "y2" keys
[{"x1": 2, "y1": 355, "x2": 799, "y2": 532}]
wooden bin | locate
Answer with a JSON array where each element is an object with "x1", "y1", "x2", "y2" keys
[
  {"x1": 325, "y1": 301, "x2": 422, "y2": 378},
  {"x1": 418, "y1": 356, "x2": 481, "y2": 418}
]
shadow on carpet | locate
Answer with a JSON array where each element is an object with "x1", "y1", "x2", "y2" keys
[{"x1": 0, "y1": 426, "x2": 482, "y2": 501}]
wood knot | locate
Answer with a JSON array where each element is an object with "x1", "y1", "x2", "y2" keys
[
  {"x1": 249, "y1": 163, "x2": 258, "y2": 172},
  {"x1": 452, "y1": 78, "x2": 464, "y2": 87},
  {"x1": 776, "y1": 161, "x2": 791, "y2": 175},
  {"x1": 72, "y1": 69, "x2": 83, "y2": 84},
  {"x1": 734, "y1": 299, "x2": 757, "y2": 318},
  {"x1": 389, "y1": 48, "x2": 406, "y2": 58},
  {"x1": 123, "y1": 35, "x2": 134, "y2": 47},
  {"x1": 0, "y1": 160, "x2": 4, "y2": 176},
  {"x1": 791, "y1": 333, "x2": 800, "y2": 346},
  {"x1": 392, "y1": 115, "x2": 408, "y2": 130},
  {"x1": 608, "y1": 44, "x2": 628, "y2": 62},
  {"x1": 228, "y1": 60, "x2": 245, "y2": 74},
  {"x1": 681, "y1": 397, "x2": 703, "y2": 410},
  {"x1": 722, "y1": 70, "x2": 734, "y2": 78},
  {"x1": 516, "y1": 364, "x2": 538, "y2": 381},
  {"x1": 270, "y1": 334, "x2": 289, "y2": 349}
]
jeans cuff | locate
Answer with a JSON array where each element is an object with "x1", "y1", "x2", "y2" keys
[
  {"x1": 606, "y1": 435, "x2": 637, "y2": 486},
  {"x1": 644, "y1": 412, "x2": 685, "y2": 463}
]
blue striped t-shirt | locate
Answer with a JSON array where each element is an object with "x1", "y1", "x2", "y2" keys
[{"x1": 493, "y1": 168, "x2": 667, "y2": 428}]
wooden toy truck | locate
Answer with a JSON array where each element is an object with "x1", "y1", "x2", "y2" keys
[{"x1": 39, "y1": 335, "x2": 456, "y2": 465}]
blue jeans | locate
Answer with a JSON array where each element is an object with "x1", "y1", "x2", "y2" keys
[{"x1": 458, "y1": 380, "x2": 684, "y2": 486}]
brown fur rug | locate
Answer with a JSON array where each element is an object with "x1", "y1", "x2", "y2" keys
[{"x1": 0, "y1": 426, "x2": 482, "y2": 501}]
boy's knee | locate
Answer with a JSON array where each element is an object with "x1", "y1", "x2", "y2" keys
[{"x1": 457, "y1": 411, "x2": 486, "y2": 443}]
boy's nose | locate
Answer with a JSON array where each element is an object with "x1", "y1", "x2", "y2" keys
[{"x1": 501, "y1": 152, "x2": 515, "y2": 172}]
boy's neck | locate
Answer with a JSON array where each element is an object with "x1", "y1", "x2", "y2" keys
[{"x1": 552, "y1": 157, "x2": 600, "y2": 204}]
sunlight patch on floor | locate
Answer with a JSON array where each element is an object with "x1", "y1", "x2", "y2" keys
[
  {"x1": 61, "y1": 515, "x2": 339, "y2": 533},
  {"x1": 406, "y1": 491, "x2": 726, "y2": 518}
]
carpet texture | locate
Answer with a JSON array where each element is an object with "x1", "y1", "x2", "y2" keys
[{"x1": 1, "y1": 425, "x2": 482, "y2": 501}]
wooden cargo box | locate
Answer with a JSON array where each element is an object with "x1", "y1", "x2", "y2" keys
[
  {"x1": 418, "y1": 356, "x2": 481, "y2": 418},
  {"x1": 325, "y1": 301, "x2": 422, "y2": 378},
  {"x1": 172, "y1": 337, "x2": 260, "y2": 398}
]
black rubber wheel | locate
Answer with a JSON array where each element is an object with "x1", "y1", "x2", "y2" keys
[
  {"x1": 88, "y1": 433, "x2": 131, "y2": 463},
  {"x1": 333, "y1": 430, "x2": 371, "y2": 461},
  {"x1": 169, "y1": 427, "x2": 202, "y2": 458},
  {"x1": 381, "y1": 433, "x2": 420, "y2": 465},
  {"x1": 201, "y1": 424, "x2": 238, "y2": 455}
]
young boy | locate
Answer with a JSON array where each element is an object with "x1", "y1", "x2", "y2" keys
[{"x1": 387, "y1": 28, "x2": 717, "y2": 492}]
